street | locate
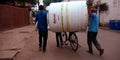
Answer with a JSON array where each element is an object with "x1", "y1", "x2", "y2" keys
[{"x1": 0, "y1": 25, "x2": 120, "y2": 60}]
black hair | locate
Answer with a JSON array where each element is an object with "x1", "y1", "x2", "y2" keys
[{"x1": 39, "y1": 5, "x2": 44, "y2": 10}]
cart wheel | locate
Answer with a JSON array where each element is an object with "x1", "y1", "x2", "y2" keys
[
  {"x1": 61, "y1": 32, "x2": 67, "y2": 45},
  {"x1": 69, "y1": 33, "x2": 78, "y2": 51}
]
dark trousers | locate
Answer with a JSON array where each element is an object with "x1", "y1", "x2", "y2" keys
[
  {"x1": 56, "y1": 32, "x2": 63, "y2": 46},
  {"x1": 39, "y1": 30, "x2": 48, "y2": 50},
  {"x1": 87, "y1": 31, "x2": 101, "y2": 52}
]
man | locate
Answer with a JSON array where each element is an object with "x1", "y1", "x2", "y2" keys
[
  {"x1": 35, "y1": 5, "x2": 48, "y2": 52},
  {"x1": 87, "y1": 7, "x2": 104, "y2": 56}
]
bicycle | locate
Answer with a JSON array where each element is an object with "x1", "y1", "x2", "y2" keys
[{"x1": 61, "y1": 32, "x2": 78, "y2": 51}]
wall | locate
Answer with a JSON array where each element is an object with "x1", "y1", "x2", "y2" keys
[
  {"x1": 0, "y1": 5, "x2": 30, "y2": 31},
  {"x1": 62, "y1": 0, "x2": 120, "y2": 26},
  {"x1": 63, "y1": 0, "x2": 86, "y2": 2},
  {"x1": 93, "y1": 0, "x2": 120, "y2": 25}
]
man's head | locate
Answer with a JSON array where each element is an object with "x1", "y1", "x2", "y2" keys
[
  {"x1": 90, "y1": 7, "x2": 97, "y2": 12},
  {"x1": 39, "y1": 5, "x2": 44, "y2": 10}
]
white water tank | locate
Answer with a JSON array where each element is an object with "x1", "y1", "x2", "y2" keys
[{"x1": 47, "y1": 1, "x2": 88, "y2": 32}]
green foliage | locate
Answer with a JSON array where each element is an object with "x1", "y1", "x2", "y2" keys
[
  {"x1": 43, "y1": 0, "x2": 51, "y2": 6},
  {"x1": 43, "y1": 0, "x2": 63, "y2": 6},
  {"x1": 0, "y1": 0, "x2": 38, "y2": 5},
  {"x1": 16, "y1": 0, "x2": 38, "y2": 4}
]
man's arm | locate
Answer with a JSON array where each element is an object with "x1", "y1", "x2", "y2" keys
[
  {"x1": 35, "y1": 13, "x2": 38, "y2": 24},
  {"x1": 88, "y1": 9, "x2": 92, "y2": 17}
]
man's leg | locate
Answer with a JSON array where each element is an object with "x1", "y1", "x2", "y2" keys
[
  {"x1": 59, "y1": 32, "x2": 63, "y2": 46},
  {"x1": 87, "y1": 31, "x2": 93, "y2": 54},
  {"x1": 92, "y1": 32, "x2": 104, "y2": 56},
  {"x1": 56, "y1": 33, "x2": 60, "y2": 47},
  {"x1": 92, "y1": 32, "x2": 101, "y2": 50},
  {"x1": 43, "y1": 30, "x2": 48, "y2": 52},
  {"x1": 39, "y1": 30, "x2": 42, "y2": 49}
]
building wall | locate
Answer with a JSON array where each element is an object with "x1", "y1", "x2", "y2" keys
[
  {"x1": 63, "y1": 0, "x2": 120, "y2": 25},
  {"x1": 63, "y1": 0, "x2": 86, "y2": 2},
  {"x1": 93, "y1": 0, "x2": 120, "y2": 25}
]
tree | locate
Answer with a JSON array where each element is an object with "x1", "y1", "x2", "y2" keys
[
  {"x1": 43, "y1": 0, "x2": 51, "y2": 6},
  {"x1": 0, "y1": 0, "x2": 38, "y2": 7},
  {"x1": 16, "y1": 0, "x2": 38, "y2": 7},
  {"x1": 0, "y1": 0, "x2": 14, "y2": 4},
  {"x1": 43, "y1": 0, "x2": 63, "y2": 6}
]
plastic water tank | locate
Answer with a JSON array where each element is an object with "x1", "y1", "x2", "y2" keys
[{"x1": 47, "y1": 1, "x2": 88, "y2": 32}]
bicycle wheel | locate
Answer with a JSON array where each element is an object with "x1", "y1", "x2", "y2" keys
[
  {"x1": 69, "y1": 33, "x2": 78, "y2": 51},
  {"x1": 61, "y1": 32, "x2": 67, "y2": 44}
]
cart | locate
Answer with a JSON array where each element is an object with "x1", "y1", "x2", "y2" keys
[{"x1": 61, "y1": 32, "x2": 78, "y2": 51}]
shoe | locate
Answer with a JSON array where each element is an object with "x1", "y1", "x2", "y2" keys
[
  {"x1": 43, "y1": 48, "x2": 46, "y2": 52},
  {"x1": 43, "y1": 50, "x2": 46, "y2": 52},
  {"x1": 87, "y1": 50, "x2": 93, "y2": 55},
  {"x1": 61, "y1": 43, "x2": 63, "y2": 45},
  {"x1": 39, "y1": 47, "x2": 41, "y2": 51},
  {"x1": 60, "y1": 43, "x2": 63, "y2": 48},
  {"x1": 60, "y1": 45, "x2": 63, "y2": 48},
  {"x1": 99, "y1": 49, "x2": 104, "y2": 56},
  {"x1": 39, "y1": 48, "x2": 41, "y2": 51},
  {"x1": 57, "y1": 45, "x2": 60, "y2": 47}
]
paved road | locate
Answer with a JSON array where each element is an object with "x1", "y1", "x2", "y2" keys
[{"x1": 1, "y1": 25, "x2": 120, "y2": 60}]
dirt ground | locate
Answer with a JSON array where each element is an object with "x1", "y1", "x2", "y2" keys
[{"x1": 0, "y1": 25, "x2": 120, "y2": 60}]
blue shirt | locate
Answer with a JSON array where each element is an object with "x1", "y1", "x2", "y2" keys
[
  {"x1": 88, "y1": 12, "x2": 99, "y2": 32},
  {"x1": 35, "y1": 10, "x2": 48, "y2": 31}
]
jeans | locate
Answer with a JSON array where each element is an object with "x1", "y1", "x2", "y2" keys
[
  {"x1": 87, "y1": 31, "x2": 101, "y2": 52},
  {"x1": 39, "y1": 30, "x2": 48, "y2": 50},
  {"x1": 56, "y1": 32, "x2": 63, "y2": 46}
]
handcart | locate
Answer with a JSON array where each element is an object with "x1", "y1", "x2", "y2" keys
[{"x1": 61, "y1": 32, "x2": 78, "y2": 51}]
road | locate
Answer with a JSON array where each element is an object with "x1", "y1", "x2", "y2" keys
[{"x1": 1, "y1": 25, "x2": 120, "y2": 60}]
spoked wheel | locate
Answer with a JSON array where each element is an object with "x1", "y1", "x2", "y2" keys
[
  {"x1": 61, "y1": 32, "x2": 67, "y2": 45},
  {"x1": 69, "y1": 33, "x2": 78, "y2": 51}
]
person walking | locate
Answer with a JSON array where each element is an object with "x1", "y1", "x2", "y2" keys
[
  {"x1": 87, "y1": 6, "x2": 104, "y2": 56},
  {"x1": 35, "y1": 5, "x2": 48, "y2": 52},
  {"x1": 56, "y1": 32, "x2": 63, "y2": 47}
]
